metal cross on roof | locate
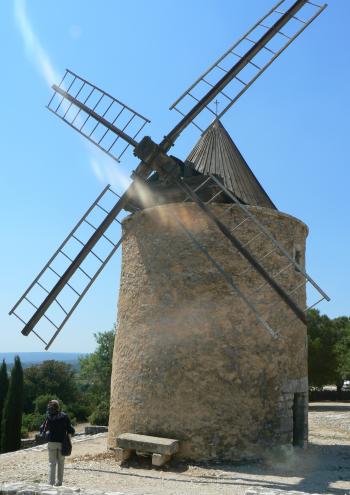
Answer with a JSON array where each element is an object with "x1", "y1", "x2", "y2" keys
[{"x1": 214, "y1": 100, "x2": 219, "y2": 117}]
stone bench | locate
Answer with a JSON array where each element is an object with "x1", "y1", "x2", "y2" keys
[{"x1": 116, "y1": 433, "x2": 179, "y2": 466}]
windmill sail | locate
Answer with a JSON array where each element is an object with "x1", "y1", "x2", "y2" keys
[
  {"x1": 169, "y1": 0, "x2": 327, "y2": 133},
  {"x1": 180, "y1": 174, "x2": 329, "y2": 320},
  {"x1": 9, "y1": 185, "x2": 136, "y2": 349},
  {"x1": 10, "y1": 0, "x2": 329, "y2": 348},
  {"x1": 48, "y1": 69, "x2": 150, "y2": 163}
]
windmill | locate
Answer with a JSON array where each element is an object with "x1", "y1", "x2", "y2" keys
[{"x1": 10, "y1": 0, "x2": 330, "y2": 460}]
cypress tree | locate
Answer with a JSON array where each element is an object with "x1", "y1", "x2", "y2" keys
[
  {"x1": 1, "y1": 356, "x2": 24, "y2": 453},
  {"x1": 0, "y1": 360, "x2": 9, "y2": 442}
]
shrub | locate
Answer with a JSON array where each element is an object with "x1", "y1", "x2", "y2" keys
[
  {"x1": 23, "y1": 360, "x2": 78, "y2": 412},
  {"x1": 33, "y1": 394, "x2": 77, "y2": 425},
  {"x1": 22, "y1": 412, "x2": 43, "y2": 432},
  {"x1": 34, "y1": 394, "x2": 60, "y2": 415},
  {"x1": 88, "y1": 401, "x2": 109, "y2": 425},
  {"x1": 70, "y1": 401, "x2": 90, "y2": 422},
  {"x1": 21, "y1": 425, "x2": 29, "y2": 439}
]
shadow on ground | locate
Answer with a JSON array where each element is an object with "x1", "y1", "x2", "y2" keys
[
  {"x1": 309, "y1": 403, "x2": 350, "y2": 412},
  {"x1": 67, "y1": 442, "x2": 350, "y2": 495}
]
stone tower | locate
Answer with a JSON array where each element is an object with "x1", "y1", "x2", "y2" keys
[{"x1": 108, "y1": 121, "x2": 308, "y2": 461}]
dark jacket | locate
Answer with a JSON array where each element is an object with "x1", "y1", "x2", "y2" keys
[{"x1": 40, "y1": 412, "x2": 75, "y2": 443}]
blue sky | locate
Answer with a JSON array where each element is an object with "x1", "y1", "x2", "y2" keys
[{"x1": 1, "y1": 0, "x2": 349, "y2": 353}]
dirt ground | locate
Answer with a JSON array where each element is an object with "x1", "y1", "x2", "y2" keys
[{"x1": 1, "y1": 402, "x2": 349, "y2": 495}]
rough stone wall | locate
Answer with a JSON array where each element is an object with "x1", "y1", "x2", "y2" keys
[
  {"x1": 277, "y1": 377, "x2": 309, "y2": 447},
  {"x1": 108, "y1": 203, "x2": 308, "y2": 461}
]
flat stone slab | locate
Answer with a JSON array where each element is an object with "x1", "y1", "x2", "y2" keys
[{"x1": 117, "y1": 433, "x2": 179, "y2": 455}]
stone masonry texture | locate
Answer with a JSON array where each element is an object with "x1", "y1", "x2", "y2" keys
[
  {"x1": 108, "y1": 203, "x2": 309, "y2": 461},
  {"x1": 0, "y1": 482, "x2": 128, "y2": 495}
]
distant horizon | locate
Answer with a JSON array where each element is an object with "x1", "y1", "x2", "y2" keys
[
  {"x1": 0, "y1": 351, "x2": 89, "y2": 362},
  {"x1": 1, "y1": 351, "x2": 86, "y2": 354}
]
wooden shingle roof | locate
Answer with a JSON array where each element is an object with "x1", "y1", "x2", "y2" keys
[{"x1": 186, "y1": 120, "x2": 276, "y2": 209}]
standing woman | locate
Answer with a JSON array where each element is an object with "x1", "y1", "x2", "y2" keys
[{"x1": 40, "y1": 399, "x2": 75, "y2": 486}]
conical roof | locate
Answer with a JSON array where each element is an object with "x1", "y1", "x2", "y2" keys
[{"x1": 186, "y1": 120, "x2": 276, "y2": 209}]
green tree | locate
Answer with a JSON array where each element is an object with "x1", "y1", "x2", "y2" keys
[
  {"x1": 23, "y1": 360, "x2": 78, "y2": 413},
  {"x1": 0, "y1": 360, "x2": 9, "y2": 441},
  {"x1": 79, "y1": 327, "x2": 115, "y2": 424},
  {"x1": 1, "y1": 356, "x2": 24, "y2": 453},
  {"x1": 333, "y1": 316, "x2": 350, "y2": 389},
  {"x1": 307, "y1": 310, "x2": 350, "y2": 395},
  {"x1": 308, "y1": 309, "x2": 338, "y2": 388}
]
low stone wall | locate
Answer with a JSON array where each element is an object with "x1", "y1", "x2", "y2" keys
[
  {"x1": 0, "y1": 483, "x2": 126, "y2": 495},
  {"x1": 0, "y1": 483, "x2": 323, "y2": 495},
  {"x1": 0, "y1": 483, "x2": 81, "y2": 495},
  {"x1": 84, "y1": 426, "x2": 108, "y2": 435},
  {"x1": 20, "y1": 439, "x2": 37, "y2": 449},
  {"x1": 19, "y1": 427, "x2": 108, "y2": 451}
]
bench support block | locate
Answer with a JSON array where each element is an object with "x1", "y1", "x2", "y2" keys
[{"x1": 152, "y1": 453, "x2": 172, "y2": 467}]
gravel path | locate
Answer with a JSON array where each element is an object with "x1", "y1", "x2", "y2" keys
[{"x1": 1, "y1": 403, "x2": 349, "y2": 495}]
